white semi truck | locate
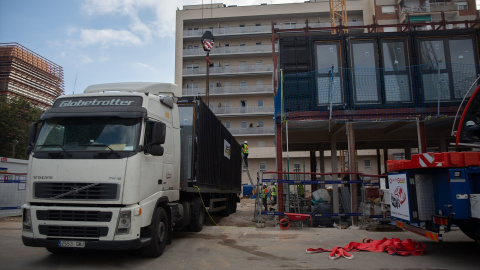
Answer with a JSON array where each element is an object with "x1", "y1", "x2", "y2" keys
[{"x1": 21, "y1": 83, "x2": 242, "y2": 257}]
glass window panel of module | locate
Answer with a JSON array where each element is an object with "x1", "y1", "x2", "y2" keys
[
  {"x1": 316, "y1": 43, "x2": 342, "y2": 105},
  {"x1": 449, "y1": 38, "x2": 477, "y2": 99},
  {"x1": 382, "y1": 41, "x2": 411, "y2": 102},
  {"x1": 419, "y1": 39, "x2": 449, "y2": 101},
  {"x1": 352, "y1": 42, "x2": 380, "y2": 103},
  {"x1": 179, "y1": 106, "x2": 194, "y2": 180}
]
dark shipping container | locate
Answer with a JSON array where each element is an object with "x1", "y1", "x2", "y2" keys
[{"x1": 178, "y1": 97, "x2": 242, "y2": 192}]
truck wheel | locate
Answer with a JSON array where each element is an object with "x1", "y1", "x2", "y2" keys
[
  {"x1": 140, "y1": 207, "x2": 168, "y2": 257},
  {"x1": 188, "y1": 198, "x2": 205, "y2": 232},
  {"x1": 458, "y1": 219, "x2": 480, "y2": 241},
  {"x1": 219, "y1": 197, "x2": 230, "y2": 217},
  {"x1": 227, "y1": 194, "x2": 237, "y2": 214}
]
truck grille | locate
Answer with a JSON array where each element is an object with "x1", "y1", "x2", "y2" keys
[
  {"x1": 34, "y1": 183, "x2": 118, "y2": 200},
  {"x1": 39, "y1": 225, "x2": 108, "y2": 238},
  {"x1": 36, "y1": 210, "x2": 113, "y2": 222}
]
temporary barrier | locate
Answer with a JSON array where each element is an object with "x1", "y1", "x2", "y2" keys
[
  {"x1": 257, "y1": 171, "x2": 388, "y2": 227},
  {"x1": 0, "y1": 172, "x2": 27, "y2": 218}
]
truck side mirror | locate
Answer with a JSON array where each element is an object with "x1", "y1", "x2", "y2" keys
[
  {"x1": 152, "y1": 122, "x2": 166, "y2": 145},
  {"x1": 26, "y1": 121, "x2": 39, "y2": 155},
  {"x1": 150, "y1": 145, "x2": 164, "y2": 156}
]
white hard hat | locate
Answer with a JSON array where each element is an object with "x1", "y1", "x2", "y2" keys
[
  {"x1": 244, "y1": 141, "x2": 248, "y2": 144},
  {"x1": 466, "y1": 120, "x2": 476, "y2": 127}
]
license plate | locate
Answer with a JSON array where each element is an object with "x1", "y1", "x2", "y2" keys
[{"x1": 58, "y1": 240, "x2": 85, "y2": 248}]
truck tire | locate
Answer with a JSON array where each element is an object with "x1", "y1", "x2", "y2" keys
[
  {"x1": 188, "y1": 198, "x2": 205, "y2": 232},
  {"x1": 219, "y1": 197, "x2": 230, "y2": 217},
  {"x1": 140, "y1": 207, "x2": 168, "y2": 257},
  {"x1": 231, "y1": 195, "x2": 237, "y2": 213},
  {"x1": 458, "y1": 219, "x2": 480, "y2": 241}
]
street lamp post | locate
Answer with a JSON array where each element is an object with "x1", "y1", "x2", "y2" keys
[{"x1": 12, "y1": 140, "x2": 19, "y2": 158}]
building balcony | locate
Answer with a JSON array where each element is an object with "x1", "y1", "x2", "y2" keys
[
  {"x1": 183, "y1": 85, "x2": 274, "y2": 96},
  {"x1": 183, "y1": 44, "x2": 278, "y2": 58},
  {"x1": 210, "y1": 105, "x2": 274, "y2": 115},
  {"x1": 183, "y1": 25, "x2": 271, "y2": 38},
  {"x1": 399, "y1": 3, "x2": 460, "y2": 23},
  {"x1": 182, "y1": 64, "x2": 274, "y2": 77},
  {"x1": 183, "y1": 20, "x2": 366, "y2": 39},
  {"x1": 227, "y1": 126, "x2": 275, "y2": 136}
]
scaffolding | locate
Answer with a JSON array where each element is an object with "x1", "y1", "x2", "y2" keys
[{"x1": 0, "y1": 43, "x2": 64, "y2": 110}]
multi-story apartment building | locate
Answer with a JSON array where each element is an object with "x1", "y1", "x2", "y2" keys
[
  {"x1": 176, "y1": 1, "x2": 478, "y2": 186},
  {"x1": 0, "y1": 43, "x2": 64, "y2": 110},
  {"x1": 176, "y1": 1, "x2": 375, "y2": 185}
]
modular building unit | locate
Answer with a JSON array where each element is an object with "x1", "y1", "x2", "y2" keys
[{"x1": 178, "y1": 97, "x2": 242, "y2": 193}]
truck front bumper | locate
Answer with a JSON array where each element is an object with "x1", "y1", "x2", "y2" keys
[{"x1": 22, "y1": 235, "x2": 152, "y2": 250}]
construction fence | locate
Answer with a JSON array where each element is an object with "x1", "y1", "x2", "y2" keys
[
  {"x1": 257, "y1": 171, "x2": 388, "y2": 228},
  {"x1": 0, "y1": 172, "x2": 27, "y2": 218}
]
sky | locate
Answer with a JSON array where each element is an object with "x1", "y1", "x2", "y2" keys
[
  {"x1": 0, "y1": 0, "x2": 306, "y2": 96},
  {"x1": 1, "y1": 0, "x2": 479, "y2": 96}
]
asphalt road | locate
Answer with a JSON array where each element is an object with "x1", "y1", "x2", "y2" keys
[{"x1": 1, "y1": 218, "x2": 479, "y2": 270}]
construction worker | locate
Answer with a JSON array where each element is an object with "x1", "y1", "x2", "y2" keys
[
  {"x1": 242, "y1": 141, "x2": 249, "y2": 167},
  {"x1": 298, "y1": 184, "x2": 305, "y2": 199},
  {"x1": 261, "y1": 184, "x2": 268, "y2": 211},
  {"x1": 271, "y1": 182, "x2": 277, "y2": 205}
]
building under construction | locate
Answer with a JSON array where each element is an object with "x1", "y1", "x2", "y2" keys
[{"x1": 0, "y1": 43, "x2": 64, "y2": 110}]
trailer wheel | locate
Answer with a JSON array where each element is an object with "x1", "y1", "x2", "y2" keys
[
  {"x1": 231, "y1": 195, "x2": 237, "y2": 213},
  {"x1": 188, "y1": 198, "x2": 205, "y2": 232},
  {"x1": 458, "y1": 219, "x2": 480, "y2": 241},
  {"x1": 140, "y1": 207, "x2": 168, "y2": 257},
  {"x1": 219, "y1": 197, "x2": 230, "y2": 217}
]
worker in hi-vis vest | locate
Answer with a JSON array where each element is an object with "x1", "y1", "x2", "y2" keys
[
  {"x1": 271, "y1": 183, "x2": 277, "y2": 205},
  {"x1": 298, "y1": 184, "x2": 305, "y2": 198},
  {"x1": 261, "y1": 184, "x2": 268, "y2": 211},
  {"x1": 242, "y1": 141, "x2": 249, "y2": 167}
]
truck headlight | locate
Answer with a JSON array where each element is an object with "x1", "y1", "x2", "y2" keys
[
  {"x1": 115, "y1": 210, "x2": 131, "y2": 235},
  {"x1": 23, "y1": 208, "x2": 32, "y2": 232}
]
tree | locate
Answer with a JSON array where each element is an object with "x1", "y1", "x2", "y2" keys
[{"x1": 0, "y1": 96, "x2": 43, "y2": 159}]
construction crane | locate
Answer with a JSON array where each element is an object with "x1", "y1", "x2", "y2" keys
[{"x1": 329, "y1": 0, "x2": 348, "y2": 34}]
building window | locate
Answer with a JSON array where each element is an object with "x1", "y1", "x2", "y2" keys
[
  {"x1": 240, "y1": 81, "x2": 247, "y2": 87},
  {"x1": 239, "y1": 24, "x2": 245, "y2": 27},
  {"x1": 239, "y1": 61, "x2": 246, "y2": 67},
  {"x1": 258, "y1": 140, "x2": 265, "y2": 147},
  {"x1": 260, "y1": 162, "x2": 266, "y2": 172},
  {"x1": 364, "y1": 159, "x2": 372, "y2": 169},
  {"x1": 256, "y1": 42, "x2": 262, "y2": 46},
  {"x1": 257, "y1": 100, "x2": 263, "y2": 107},
  {"x1": 456, "y1": 2, "x2": 468, "y2": 10},
  {"x1": 284, "y1": 22, "x2": 296, "y2": 29},
  {"x1": 381, "y1": 6, "x2": 395, "y2": 14},
  {"x1": 256, "y1": 60, "x2": 262, "y2": 66},
  {"x1": 186, "y1": 83, "x2": 199, "y2": 88},
  {"x1": 241, "y1": 121, "x2": 247, "y2": 128},
  {"x1": 209, "y1": 102, "x2": 213, "y2": 109},
  {"x1": 257, "y1": 120, "x2": 264, "y2": 127},
  {"x1": 224, "y1": 101, "x2": 230, "y2": 107},
  {"x1": 186, "y1": 63, "x2": 199, "y2": 73},
  {"x1": 225, "y1": 121, "x2": 230, "y2": 128}
]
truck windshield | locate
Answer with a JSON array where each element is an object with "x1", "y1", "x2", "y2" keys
[{"x1": 34, "y1": 117, "x2": 141, "y2": 152}]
